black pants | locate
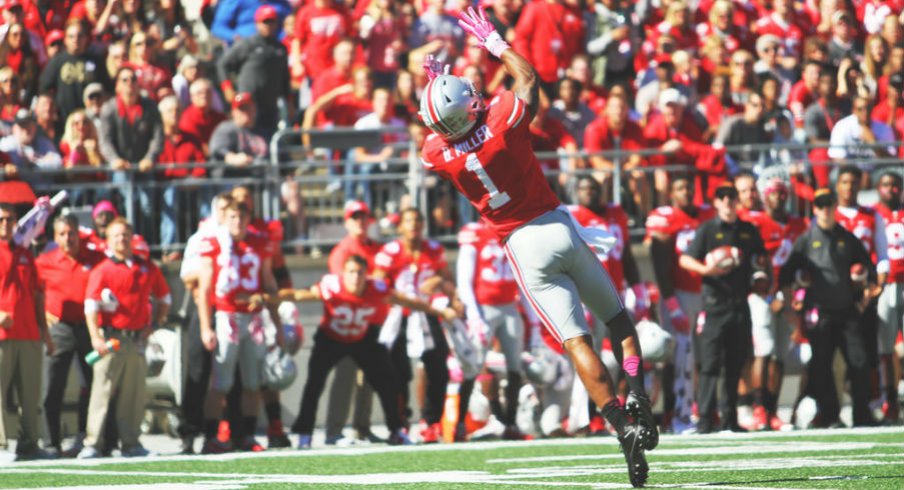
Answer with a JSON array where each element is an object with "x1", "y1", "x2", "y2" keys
[
  {"x1": 177, "y1": 309, "x2": 211, "y2": 439},
  {"x1": 695, "y1": 301, "x2": 752, "y2": 428},
  {"x1": 389, "y1": 315, "x2": 450, "y2": 425},
  {"x1": 44, "y1": 321, "x2": 93, "y2": 449},
  {"x1": 805, "y1": 306, "x2": 873, "y2": 426},
  {"x1": 292, "y1": 327, "x2": 404, "y2": 435}
]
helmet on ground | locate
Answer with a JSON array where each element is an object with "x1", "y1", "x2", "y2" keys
[
  {"x1": 419, "y1": 74, "x2": 485, "y2": 141},
  {"x1": 263, "y1": 348, "x2": 298, "y2": 391}
]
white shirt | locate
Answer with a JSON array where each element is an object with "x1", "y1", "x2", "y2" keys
[{"x1": 827, "y1": 115, "x2": 896, "y2": 161}]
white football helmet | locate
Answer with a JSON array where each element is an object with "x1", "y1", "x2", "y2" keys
[
  {"x1": 419, "y1": 74, "x2": 485, "y2": 141},
  {"x1": 636, "y1": 319, "x2": 673, "y2": 363},
  {"x1": 263, "y1": 347, "x2": 298, "y2": 392}
]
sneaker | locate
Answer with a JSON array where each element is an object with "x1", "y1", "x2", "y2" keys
[
  {"x1": 77, "y1": 446, "x2": 101, "y2": 459},
  {"x1": 453, "y1": 422, "x2": 468, "y2": 443},
  {"x1": 387, "y1": 429, "x2": 413, "y2": 446},
  {"x1": 180, "y1": 436, "x2": 195, "y2": 455},
  {"x1": 121, "y1": 445, "x2": 155, "y2": 458},
  {"x1": 296, "y1": 434, "x2": 312, "y2": 450},
  {"x1": 882, "y1": 401, "x2": 900, "y2": 425},
  {"x1": 768, "y1": 413, "x2": 785, "y2": 431},
  {"x1": 419, "y1": 422, "x2": 442, "y2": 444},
  {"x1": 502, "y1": 424, "x2": 532, "y2": 441},
  {"x1": 588, "y1": 415, "x2": 607, "y2": 436},
  {"x1": 752, "y1": 405, "x2": 768, "y2": 431},
  {"x1": 201, "y1": 438, "x2": 233, "y2": 454},
  {"x1": 63, "y1": 433, "x2": 85, "y2": 458},
  {"x1": 238, "y1": 436, "x2": 265, "y2": 452},
  {"x1": 355, "y1": 429, "x2": 385, "y2": 444},
  {"x1": 617, "y1": 424, "x2": 649, "y2": 488},
  {"x1": 216, "y1": 420, "x2": 231, "y2": 443},
  {"x1": 41, "y1": 447, "x2": 61, "y2": 460},
  {"x1": 625, "y1": 392, "x2": 658, "y2": 450},
  {"x1": 267, "y1": 432, "x2": 291, "y2": 449}
]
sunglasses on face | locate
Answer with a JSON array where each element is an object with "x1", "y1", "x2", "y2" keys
[
  {"x1": 715, "y1": 191, "x2": 738, "y2": 201},
  {"x1": 0, "y1": 216, "x2": 15, "y2": 223}
]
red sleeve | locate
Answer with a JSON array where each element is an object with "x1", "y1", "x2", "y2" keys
[
  {"x1": 644, "y1": 208, "x2": 673, "y2": 239},
  {"x1": 488, "y1": 91, "x2": 529, "y2": 133},
  {"x1": 512, "y1": 4, "x2": 535, "y2": 61},
  {"x1": 584, "y1": 120, "x2": 605, "y2": 153},
  {"x1": 295, "y1": 7, "x2": 309, "y2": 48}
]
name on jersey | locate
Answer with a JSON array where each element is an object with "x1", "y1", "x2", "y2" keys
[{"x1": 442, "y1": 125, "x2": 495, "y2": 161}]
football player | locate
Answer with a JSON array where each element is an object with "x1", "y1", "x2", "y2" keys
[
  {"x1": 645, "y1": 174, "x2": 715, "y2": 433},
  {"x1": 420, "y1": 7, "x2": 653, "y2": 486}
]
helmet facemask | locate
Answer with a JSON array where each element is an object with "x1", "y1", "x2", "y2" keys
[{"x1": 419, "y1": 75, "x2": 486, "y2": 141}]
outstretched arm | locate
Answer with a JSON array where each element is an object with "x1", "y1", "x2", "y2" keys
[{"x1": 459, "y1": 6, "x2": 538, "y2": 118}]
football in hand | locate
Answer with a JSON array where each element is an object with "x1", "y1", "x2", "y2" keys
[
  {"x1": 705, "y1": 245, "x2": 741, "y2": 270},
  {"x1": 850, "y1": 263, "x2": 867, "y2": 286}
]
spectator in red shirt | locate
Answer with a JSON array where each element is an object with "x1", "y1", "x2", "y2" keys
[
  {"x1": 127, "y1": 30, "x2": 172, "y2": 102},
  {"x1": 754, "y1": 0, "x2": 811, "y2": 65},
  {"x1": 158, "y1": 95, "x2": 204, "y2": 249},
  {"x1": 513, "y1": 0, "x2": 584, "y2": 95},
  {"x1": 651, "y1": 1, "x2": 699, "y2": 55},
  {"x1": 872, "y1": 71, "x2": 904, "y2": 152},
  {"x1": 0, "y1": 1, "x2": 47, "y2": 66},
  {"x1": 585, "y1": 93, "x2": 651, "y2": 215},
  {"x1": 0, "y1": 22, "x2": 38, "y2": 100},
  {"x1": 359, "y1": 0, "x2": 407, "y2": 88},
  {"x1": 37, "y1": 214, "x2": 105, "y2": 457},
  {"x1": 178, "y1": 78, "x2": 226, "y2": 157},
  {"x1": 789, "y1": 59, "x2": 821, "y2": 129},
  {"x1": 60, "y1": 109, "x2": 104, "y2": 190},
  {"x1": 695, "y1": 0, "x2": 750, "y2": 54},
  {"x1": 529, "y1": 103, "x2": 580, "y2": 199},
  {"x1": 309, "y1": 66, "x2": 374, "y2": 129},
  {"x1": 644, "y1": 88, "x2": 725, "y2": 204},
  {"x1": 309, "y1": 38, "x2": 355, "y2": 114},
  {"x1": 0, "y1": 203, "x2": 53, "y2": 461},
  {"x1": 696, "y1": 71, "x2": 741, "y2": 141},
  {"x1": 293, "y1": 0, "x2": 350, "y2": 83}
]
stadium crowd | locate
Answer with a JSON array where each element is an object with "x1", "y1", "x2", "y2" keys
[{"x1": 0, "y1": 0, "x2": 902, "y2": 464}]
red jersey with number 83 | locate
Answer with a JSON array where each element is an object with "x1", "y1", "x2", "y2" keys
[
  {"x1": 200, "y1": 232, "x2": 272, "y2": 313},
  {"x1": 421, "y1": 91, "x2": 560, "y2": 240},
  {"x1": 458, "y1": 222, "x2": 519, "y2": 305},
  {"x1": 318, "y1": 274, "x2": 392, "y2": 343}
]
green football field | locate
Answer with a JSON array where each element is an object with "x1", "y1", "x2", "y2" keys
[{"x1": 1, "y1": 427, "x2": 901, "y2": 489}]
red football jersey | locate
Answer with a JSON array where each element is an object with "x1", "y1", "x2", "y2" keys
[
  {"x1": 200, "y1": 232, "x2": 273, "y2": 313},
  {"x1": 645, "y1": 204, "x2": 715, "y2": 293},
  {"x1": 744, "y1": 210, "x2": 809, "y2": 283},
  {"x1": 875, "y1": 203, "x2": 904, "y2": 283},
  {"x1": 457, "y1": 222, "x2": 519, "y2": 306},
  {"x1": 318, "y1": 274, "x2": 391, "y2": 343},
  {"x1": 375, "y1": 239, "x2": 447, "y2": 299},
  {"x1": 836, "y1": 205, "x2": 879, "y2": 259},
  {"x1": 421, "y1": 91, "x2": 560, "y2": 240},
  {"x1": 567, "y1": 204, "x2": 629, "y2": 290}
]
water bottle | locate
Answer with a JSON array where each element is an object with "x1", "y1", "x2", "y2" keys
[{"x1": 85, "y1": 338, "x2": 121, "y2": 365}]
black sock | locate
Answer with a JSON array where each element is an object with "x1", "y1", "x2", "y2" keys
[
  {"x1": 504, "y1": 373, "x2": 522, "y2": 426},
  {"x1": 490, "y1": 398, "x2": 504, "y2": 421},
  {"x1": 754, "y1": 387, "x2": 766, "y2": 408},
  {"x1": 265, "y1": 401, "x2": 281, "y2": 424},
  {"x1": 458, "y1": 378, "x2": 476, "y2": 423},
  {"x1": 243, "y1": 417, "x2": 258, "y2": 439},
  {"x1": 203, "y1": 419, "x2": 219, "y2": 440},
  {"x1": 601, "y1": 399, "x2": 627, "y2": 436},
  {"x1": 739, "y1": 393, "x2": 754, "y2": 407}
]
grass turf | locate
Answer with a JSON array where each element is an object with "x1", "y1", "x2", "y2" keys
[{"x1": 0, "y1": 428, "x2": 901, "y2": 489}]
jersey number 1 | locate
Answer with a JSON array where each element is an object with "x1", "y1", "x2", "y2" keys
[{"x1": 466, "y1": 153, "x2": 510, "y2": 210}]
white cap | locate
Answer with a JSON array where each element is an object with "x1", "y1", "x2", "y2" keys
[{"x1": 658, "y1": 88, "x2": 686, "y2": 110}]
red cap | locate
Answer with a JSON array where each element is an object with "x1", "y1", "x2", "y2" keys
[
  {"x1": 655, "y1": 53, "x2": 674, "y2": 66},
  {"x1": 45, "y1": 29, "x2": 64, "y2": 46},
  {"x1": 763, "y1": 178, "x2": 788, "y2": 196},
  {"x1": 232, "y1": 92, "x2": 254, "y2": 110},
  {"x1": 343, "y1": 200, "x2": 371, "y2": 220},
  {"x1": 255, "y1": 4, "x2": 279, "y2": 23}
]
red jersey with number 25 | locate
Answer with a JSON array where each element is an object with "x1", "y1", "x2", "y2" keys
[
  {"x1": 743, "y1": 210, "x2": 809, "y2": 283},
  {"x1": 318, "y1": 274, "x2": 391, "y2": 343},
  {"x1": 875, "y1": 203, "x2": 904, "y2": 283},
  {"x1": 567, "y1": 204, "x2": 629, "y2": 290},
  {"x1": 645, "y1": 204, "x2": 715, "y2": 293},
  {"x1": 421, "y1": 91, "x2": 560, "y2": 240},
  {"x1": 458, "y1": 221, "x2": 519, "y2": 305},
  {"x1": 200, "y1": 232, "x2": 273, "y2": 313}
]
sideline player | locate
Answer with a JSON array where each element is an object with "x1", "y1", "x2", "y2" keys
[
  {"x1": 420, "y1": 7, "x2": 653, "y2": 485},
  {"x1": 455, "y1": 220, "x2": 525, "y2": 440},
  {"x1": 645, "y1": 174, "x2": 714, "y2": 433},
  {"x1": 874, "y1": 171, "x2": 903, "y2": 423},
  {"x1": 275, "y1": 255, "x2": 458, "y2": 448}
]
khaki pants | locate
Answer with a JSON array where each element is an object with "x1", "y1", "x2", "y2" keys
[
  {"x1": 0, "y1": 340, "x2": 43, "y2": 452},
  {"x1": 84, "y1": 336, "x2": 147, "y2": 451}
]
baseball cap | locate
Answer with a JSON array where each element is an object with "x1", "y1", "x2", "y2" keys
[
  {"x1": 84, "y1": 82, "x2": 103, "y2": 99},
  {"x1": 658, "y1": 88, "x2": 686, "y2": 109},
  {"x1": 756, "y1": 34, "x2": 781, "y2": 53},
  {"x1": 714, "y1": 181, "x2": 739, "y2": 200},
  {"x1": 92, "y1": 200, "x2": 118, "y2": 219},
  {"x1": 45, "y1": 29, "x2": 64, "y2": 47},
  {"x1": 232, "y1": 92, "x2": 254, "y2": 110},
  {"x1": 255, "y1": 4, "x2": 279, "y2": 23},
  {"x1": 654, "y1": 53, "x2": 674, "y2": 67},
  {"x1": 813, "y1": 188, "x2": 836, "y2": 208},
  {"x1": 13, "y1": 108, "x2": 34, "y2": 126},
  {"x1": 344, "y1": 200, "x2": 371, "y2": 220},
  {"x1": 832, "y1": 10, "x2": 853, "y2": 25}
]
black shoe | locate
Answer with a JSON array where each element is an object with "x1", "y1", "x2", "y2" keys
[
  {"x1": 180, "y1": 436, "x2": 195, "y2": 455},
  {"x1": 618, "y1": 424, "x2": 649, "y2": 488},
  {"x1": 626, "y1": 392, "x2": 659, "y2": 450},
  {"x1": 720, "y1": 422, "x2": 748, "y2": 433},
  {"x1": 267, "y1": 432, "x2": 292, "y2": 449}
]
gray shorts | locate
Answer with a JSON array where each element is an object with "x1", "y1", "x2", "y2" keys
[
  {"x1": 749, "y1": 294, "x2": 792, "y2": 360},
  {"x1": 878, "y1": 282, "x2": 904, "y2": 355},
  {"x1": 211, "y1": 311, "x2": 268, "y2": 392},
  {"x1": 504, "y1": 208, "x2": 624, "y2": 345},
  {"x1": 481, "y1": 302, "x2": 525, "y2": 373}
]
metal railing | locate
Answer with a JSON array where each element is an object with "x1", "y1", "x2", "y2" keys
[{"x1": 5, "y1": 132, "x2": 902, "y2": 253}]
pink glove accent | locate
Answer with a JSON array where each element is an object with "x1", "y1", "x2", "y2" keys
[
  {"x1": 665, "y1": 296, "x2": 690, "y2": 334},
  {"x1": 458, "y1": 6, "x2": 510, "y2": 58},
  {"x1": 623, "y1": 355, "x2": 641, "y2": 377},
  {"x1": 423, "y1": 54, "x2": 450, "y2": 81}
]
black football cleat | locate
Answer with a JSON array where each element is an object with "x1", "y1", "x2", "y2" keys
[
  {"x1": 618, "y1": 424, "x2": 649, "y2": 488},
  {"x1": 626, "y1": 392, "x2": 659, "y2": 450}
]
